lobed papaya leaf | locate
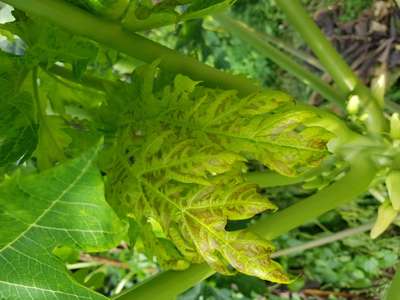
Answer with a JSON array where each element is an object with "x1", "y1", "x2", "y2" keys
[
  {"x1": 0, "y1": 144, "x2": 126, "y2": 300},
  {"x1": 104, "y1": 66, "x2": 333, "y2": 283}
]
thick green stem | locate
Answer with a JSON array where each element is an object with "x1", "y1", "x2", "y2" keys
[
  {"x1": 3, "y1": 0, "x2": 259, "y2": 95},
  {"x1": 114, "y1": 153, "x2": 377, "y2": 300},
  {"x1": 113, "y1": 263, "x2": 213, "y2": 300},
  {"x1": 215, "y1": 14, "x2": 345, "y2": 109},
  {"x1": 274, "y1": 0, "x2": 387, "y2": 133},
  {"x1": 385, "y1": 265, "x2": 400, "y2": 300},
  {"x1": 251, "y1": 153, "x2": 376, "y2": 239}
]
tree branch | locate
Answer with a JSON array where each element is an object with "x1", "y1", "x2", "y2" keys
[{"x1": 4, "y1": 0, "x2": 260, "y2": 95}]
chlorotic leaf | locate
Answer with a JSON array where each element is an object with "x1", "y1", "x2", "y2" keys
[
  {"x1": 0, "y1": 144, "x2": 126, "y2": 300},
  {"x1": 159, "y1": 76, "x2": 333, "y2": 177},
  {"x1": 104, "y1": 68, "x2": 332, "y2": 283}
]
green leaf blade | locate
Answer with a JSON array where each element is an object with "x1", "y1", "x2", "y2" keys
[{"x1": 0, "y1": 144, "x2": 126, "y2": 300}]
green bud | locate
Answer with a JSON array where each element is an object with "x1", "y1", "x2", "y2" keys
[{"x1": 371, "y1": 201, "x2": 398, "y2": 239}]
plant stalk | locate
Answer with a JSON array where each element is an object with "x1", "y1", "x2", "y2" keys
[
  {"x1": 214, "y1": 14, "x2": 346, "y2": 109},
  {"x1": 385, "y1": 264, "x2": 400, "y2": 300},
  {"x1": 274, "y1": 0, "x2": 387, "y2": 133},
  {"x1": 3, "y1": 0, "x2": 260, "y2": 95},
  {"x1": 251, "y1": 153, "x2": 375, "y2": 239}
]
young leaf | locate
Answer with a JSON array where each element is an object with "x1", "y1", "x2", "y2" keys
[{"x1": 0, "y1": 144, "x2": 126, "y2": 300}]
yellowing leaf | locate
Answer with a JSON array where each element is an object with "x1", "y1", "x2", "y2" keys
[
  {"x1": 104, "y1": 69, "x2": 333, "y2": 283},
  {"x1": 160, "y1": 77, "x2": 333, "y2": 177}
]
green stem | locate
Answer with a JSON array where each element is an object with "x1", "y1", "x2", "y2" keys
[
  {"x1": 215, "y1": 14, "x2": 345, "y2": 109},
  {"x1": 251, "y1": 153, "x2": 376, "y2": 239},
  {"x1": 274, "y1": 0, "x2": 387, "y2": 133},
  {"x1": 3, "y1": 0, "x2": 259, "y2": 95},
  {"x1": 113, "y1": 263, "x2": 213, "y2": 300},
  {"x1": 214, "y1": 16, "x2": 323, "y2": 71},
  {"x1": 385, "y1": 265, "x2": 400, "y2": 300},
  {"x1": 114, "y1": 153, "x2": 377, "y2": 300},
  {"x1": 255, "y1": 33, "x2": 323, "y2": 72}
]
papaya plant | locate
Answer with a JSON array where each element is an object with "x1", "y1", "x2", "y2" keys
[{"x1": 0, "y1": 0, "x2": 399, "y2": 299}]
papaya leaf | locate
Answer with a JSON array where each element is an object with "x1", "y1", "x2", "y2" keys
[
  {"x1": 0, "y1": 144, "x2": 126, "y2": 300},
  {"x1": 107, "y1": 134, "x2": 289, "y2": 281},
  {"x1": 104, "y1": 68, "x2": 332, "y2": 282},
  {"x1": 160, "y1": 75, "x2": 334, "y2": 177}
]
